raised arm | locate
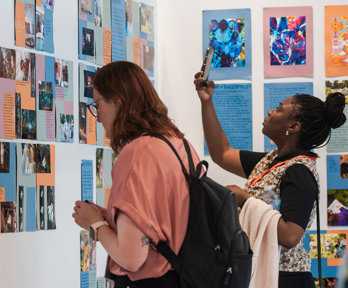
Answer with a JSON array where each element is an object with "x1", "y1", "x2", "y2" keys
[{"x1": 194, "y1": 72, "x2": 246, "y2": 178}]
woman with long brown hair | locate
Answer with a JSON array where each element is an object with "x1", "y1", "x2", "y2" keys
[{"x1": 73, "y1": 61, "x2": 200, "y2": 288}]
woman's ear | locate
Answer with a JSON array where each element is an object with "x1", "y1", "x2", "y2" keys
[{"x1": 288, "y1": 121, "x2": 301, "y2": 134}]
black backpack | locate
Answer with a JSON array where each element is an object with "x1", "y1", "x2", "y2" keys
[{"x1": 150, "y1": 134, "x2": 253, "y2": 288}]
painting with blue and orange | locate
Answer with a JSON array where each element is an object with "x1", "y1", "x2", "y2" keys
[
  {"x1": 269, "y1": 16, "x2": 306, "y2": 66},
  {"x1": 208, "y1": 18, "x2": 245, "y2": 68}
]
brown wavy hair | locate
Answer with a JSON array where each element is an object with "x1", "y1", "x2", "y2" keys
[{"x1": 93, "y1": 61, "x2": 184, "y2": 154}]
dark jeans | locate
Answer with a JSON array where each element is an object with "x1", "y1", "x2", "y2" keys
[
  {"x1": 106, "y1": 270, "x2": 180, "y2": 288},
  {"x1": 279, "y1": 271, "x2": 315, "y2": 288}
]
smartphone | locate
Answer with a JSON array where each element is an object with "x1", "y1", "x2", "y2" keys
[{"x1": 202, "y1": 47, "x2": 214, "y2": 81}]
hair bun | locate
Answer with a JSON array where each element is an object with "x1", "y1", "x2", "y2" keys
[{"x1": 325, "y1": 92, "x2": 346, "y2": 129}]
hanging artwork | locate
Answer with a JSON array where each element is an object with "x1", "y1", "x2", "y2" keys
[
  {"x1": 263, "y1": 6, "x2": 313, "y2": 78},
  {"x1": 325, "y1": 5, "x2": 348, "y2": 77}
]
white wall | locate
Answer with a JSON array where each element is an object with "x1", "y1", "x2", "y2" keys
[{"x1": 0, "y1": 0, "x2": 346, "y2": 287}]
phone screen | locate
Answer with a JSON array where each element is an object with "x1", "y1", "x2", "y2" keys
[{"x1": 202, "y1": 47, "x2": 214, "y2": 80}]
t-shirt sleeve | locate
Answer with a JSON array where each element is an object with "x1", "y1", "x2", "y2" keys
[
  {"x1": 239, "y1": 150, "x2": 267, "y2": 177},
  {"x1": 279, "y1": 164, "x2": 318, "y2": 230}
]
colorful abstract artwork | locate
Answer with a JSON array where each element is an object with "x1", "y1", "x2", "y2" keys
[
  {"x1": 270, "y1": 16, "x2": 306, "y2": 66},
  {"x1": 330, "y1": 17, "x2": 348, "y2": 67},
  {"x1": 209, "y1": 18, "x2": 245, "y2": 68}
]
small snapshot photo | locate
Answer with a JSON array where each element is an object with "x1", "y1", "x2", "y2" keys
[
  {"x1": 341, "y1": 155, "x2": 348, "y2": 179},
  {"x1": 15, "y1": 93, "x2": 21, "y2": 138},
  {"x1": 79, "y1": 103, "x2": 87, "y2": 144},
  {"x1": 0, "y1": 48, "x2": 16, "y2": 79},
  {"x1": 22, "y1": 143, "x2": 36, "y2": 174},
  {"x1": 81, "y1": 0, "x2": 92, "y2": 14},
  {"x1": 36, "y1": 144, "x2": 51, "y2": 173},
  {"x1": 209, "y1": 18, "x2": 245, "y2": 68},
  {"x1": 314, "y1": 277, "x2": 338, "y2": 288},
  {"x1": 327, "y1": 189, "x2": 348, "y2": 226},
  {"x1": 18, "y1": 186, "x2": 24, "y2": 232},
  {"x1": 96, "y1": 148, "x2": 104, "y2": 188},
  {"x1": 38, "y1": 81, "x2": 53, "y2": 111},
  {"x1": 25, "y1": 4, "x2": 35, "y2": 49},
  {"x1": 1, "y1": 202, "x2": 16, "y2": 233},
  {"x1": 309, "y1": 233, "x2": 346, "y2": 259},
  {"x1": 60, "y1": 114, "x2": 74, "y2": 143},
  {"x1": 41, "y1": 0, "x2": 54, "y2": 10},
  {"x1": 36, "y1": 6, "x2": 45, "y2": 40},
  {"x1": 39, "y1": 185, "x2": 45, "y2": 230},
  {"x1": 141, "y1": 6, "x2": 152, "y2": 34},
  {"x1": 80, "y1": 230, "x2": 90, "y2": 272},
  {"x1": 21, "y1": 109, "x2": 36, "y2": 140},
  {"x1": 94, "y1": 0, "x2": 103, "y2": 27},
  {"x1": 16, "y1": 50, "x2": 31, "y2": 81},
  {"x1": 0, "y1": 142, "x2": 10, "y2": 173},
  {"x1": 90, "y1": 239, "x2": 96, "y2": 270},
  {"x1": 143, "y1": 44, "x2": 154, "y2": 71},
  {"x1": 82, "y1": 27, "x2": 95, "y2": 56},
  {"x1": 84, "y1": 70, "x2": 95, "y2": 98},
  {"x1": 125, "y1": 0, "x2": 133, "y2": 36},
  {"x1": 269, "y1": 16, "x2": 306, "y2": 66},
  {"x1": 47, "y1": 186, "x2": 56, "y2": 229},
  {"x1": 55, "y1": 60, "x2": 69, "y2": 88}
]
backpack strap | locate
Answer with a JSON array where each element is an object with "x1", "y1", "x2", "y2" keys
[
  {"x1": 145, "y1": 133, "x2": 193, "y2": 273},
  {"x1": 146, "y1": 133, "x2": 190, "y2": 181},
  {"x1": 315, "y1": 189, "x2": 322, "y2": 288}
]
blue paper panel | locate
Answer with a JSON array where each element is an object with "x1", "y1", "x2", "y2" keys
[
  {"x1": 44, "y1": 8, "x2": 54, "y2": 53},
  {"x1": 81, "y1": 271, "x2": 89, "y2": 288},
  {"x1": 26, "y1": 187, "x2": 36, "y2": 231},
  {"x1": 203, "y1": 9, "x2": 252, "y2": 80},
  {"x1": 81, "y1": 160, "x2": 93, "y2": 202},
  {"x1": 264, "y1": 82, "x2": 313, "y2": 152},
  {"x1": 0, "y1": 142, "x2": 16, "y2": 202},
  {"x1": 204, "y1": 83, "x2": 252, "y2": 155},
  {"x1": 111, "y1": 0, "x2": 126, "y2": 61}
]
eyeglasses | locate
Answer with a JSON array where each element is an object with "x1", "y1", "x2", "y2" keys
[{"x1": 87, "y1": 98, "x2": 103, "y2": 117}]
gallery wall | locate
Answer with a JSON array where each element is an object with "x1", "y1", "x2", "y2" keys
[{"x1": 0, "y1": 0, "x2": 347, "y2": 287}]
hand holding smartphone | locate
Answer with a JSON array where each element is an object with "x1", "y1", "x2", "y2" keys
[{"x1": 201, "y1": 47, "x2": 214, "y2": 87}]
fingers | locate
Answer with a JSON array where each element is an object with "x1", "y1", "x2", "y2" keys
[{"x1": 194, "y1": 71, "x2": 203, "y2": 79}]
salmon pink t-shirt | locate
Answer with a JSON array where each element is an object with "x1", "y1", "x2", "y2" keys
[{"x1": 105, "y1": 135, "x2": 201, "y2": 281}]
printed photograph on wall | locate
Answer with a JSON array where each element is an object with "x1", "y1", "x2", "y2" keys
[
  {"x1": 59, "y1": 114, "x2": 74, "y2": 143},
  {"x1": 21, "y1": 110, "x2": 36, "y2": 140},
  {"x1": 95, "y1": 0, "x2": 103, "y2": 27},
  {"x1": 79, "y1": 102, "x2": 87, "y2": 144},
  {"x1": 39, "y1": 185, "x2": 45, "y2": 230},
  {"x1": 0, "y1": 202, "x2": 16, "y2": 233},
  {"x1": 25, "y1": 4, "x2": 35, "y2": 49},
  {"x1": 84, "y1": 70, "x2": 94, "y2": 98},
  {"x1": 47, "y1": 186, "x2": 55, "y2": 229},
  {"x1": 36, "y1": 144, "x2": 51, "y2": 173},
  {"x1": 309, "y1": 232, "x2": 346, "y2": 259},
  {"x1": 0, "y1": 48, "x2": 16, "y2": 79},
  {"x1": 80, "y1": 230, "x2": 90, "y2": 272},
  {"x1": 325, "y1": 5, "x2": 348, "y2": 76},
  {"x1": 18, "y1": 186, "x2": 24, "y2": 232},
  {"x1": 209, "y1": 18, "x2": 245, "y2": 68},
  {"x1": 328, "y1": 189, "x2": 348, "y2": 227},
  {"x1": 21, "y1": 143, "x2": 36, "y2": 174},
  {"x1": 203, "y1": 9, "x2": 251, "y2": 80},
  {"x1": 341, "y1": 155, "x2": 348, "y2": 179},
  {"x1": 35, "y1": 6, "x2": 45, "y2": 51},
  {"x1": 96, "y1": 148, "x2": 104, "y2": 188},
  {"x1": 264, "y1": 7, "x2": 313, "y2": 78},
  {"x1": 82, "y1": 27, "x2": 95, "y2": 56},
  {"x1": 38, "y1": 81, "x2": 53, "y2": 111},
  {"x1": 0, "y1": 142, "x2": 10, "y2": 173},
  {"x1": 81, "y1": 0, "x2": 92, "y2": 14},
  {"x1": 16, "y1": 50, "x2": 31, "y2": 81},
  {"x1": 270, "y1": 16, "x2": 306, "y2": 66}
]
